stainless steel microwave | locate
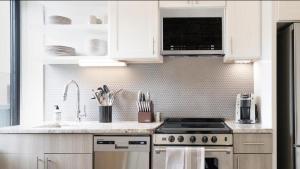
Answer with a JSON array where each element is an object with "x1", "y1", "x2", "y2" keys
[{"x1": 160, "y1": 8, "x2": 225, "y2": 56}]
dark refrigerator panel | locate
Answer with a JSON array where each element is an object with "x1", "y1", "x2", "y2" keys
[
  {"x1": 277, "y1": 23, "x2": 295, "y2": 169},
  {"x1": 294, "y1": 23, "x2": 300, "y2": 147}
]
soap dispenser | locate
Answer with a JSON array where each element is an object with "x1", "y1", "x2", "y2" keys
[{"x1": 53, "y1": 105, "x2": 62, "y2": 124}]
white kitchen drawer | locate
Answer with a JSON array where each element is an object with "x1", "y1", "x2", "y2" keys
[{"x1": 233, "y1": 134, "x2": 272, "y2": 153}]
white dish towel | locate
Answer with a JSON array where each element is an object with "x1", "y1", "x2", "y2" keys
[
  {"x1": 165, "y1": 147, "x2": 205, "y2": 169},
  {"x1": 196, "y1": 147, "x2": 205, "y2": 169},
  {"x1": 165, "y1": 147, "x2": 185, "y2": 169}
]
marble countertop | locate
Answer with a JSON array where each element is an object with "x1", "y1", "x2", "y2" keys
[
  {"x1": 0, "y1": 121, "x2": 162, "y2": 134},
  {"x1": 225, "y1": 120, "x2": 273, "y2": 134},
  {"x1": 0, "y1": 120, "x2": 273, "y2": 134}
]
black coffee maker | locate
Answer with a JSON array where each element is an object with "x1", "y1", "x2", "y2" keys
[{"x1": 235, "y1": 93, "x2": 257, "y2": 124}]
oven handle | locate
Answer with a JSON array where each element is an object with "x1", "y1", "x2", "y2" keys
[{"x1": 154, "y1": 148, "x2": 232, "y2": 154}]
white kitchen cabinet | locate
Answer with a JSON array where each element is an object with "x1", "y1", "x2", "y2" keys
[
  {"x1": 276, "y1": 1, "x2": 300, "y2": 21},
  {"x1": 159, "y1": 1, "x2": 226, "y2": 8},
  {"x1": 234, "y1": 154, "x2": 272, "y2": 169},
  {"x1": 43, "y1": 134, "x2": 93, "y2": 154},
  {"x1": 45, "y1": 154, "x2": 92, "y2": 169},
  {"x1": 233, "y1": 134, "x2": 272, "y2": 169},
  {"x1": 224, "y1": 1, "x2": 261, "y2": 63},
  {"x1": 0, "y1": 134, "x2": 45, "y2": 169},
  {"x1": 0, "y1": 134, "x2": 93, "y2": 169},
  {"x1": 0, "y1": 154, "x2": 44, "y2": 169},
  {"x1": 109, "y1": 1, "x2": 162, "y2": 63}
]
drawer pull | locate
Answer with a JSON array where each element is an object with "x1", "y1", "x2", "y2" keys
[
  {"x1": 243, "y1": 142, "x2": 265, "y2": 145},
  {"x1": 237, "y1": 156, "x2": 240, "y2": 169}
]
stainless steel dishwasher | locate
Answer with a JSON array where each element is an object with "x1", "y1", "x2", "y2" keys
[{"x1": 94, "y1": 136, "x2": 150, "y2": 169}]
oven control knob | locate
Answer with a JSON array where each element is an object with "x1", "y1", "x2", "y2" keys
[
  {"x1": 190, "y1": 136, "x2": 196, "y2": 143},
  {"x1": 202, "y1": 136, "x2": 208, "y2": 143},
  {"x1": 211, "y1": 136, "x2": 218, "y2": 143},
  {"x1": 177, "y1": 136, "x2": 184, "y2": 142},
  {"x1": 168, "y1": 136, "x2": 175, "y2": 142}
]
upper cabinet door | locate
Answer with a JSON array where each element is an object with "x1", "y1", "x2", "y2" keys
[
  {"x1": 276, "y1": 1, "x2": 300, "y2": 21},
  {"x1": 159, "y1": 1, "x2": 225, "y2": 8},
  {"x1": 110, "y1": 1, "x2": 162, "y2": 62},
  {"x1": 224, "y1": 1, "x2": 261, "y2": 63}
]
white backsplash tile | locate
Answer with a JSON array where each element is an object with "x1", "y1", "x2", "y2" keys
[{"x1": 44, "y1": 57, "x2": 253, "y2": 121}]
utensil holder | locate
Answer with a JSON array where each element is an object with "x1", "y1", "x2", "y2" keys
[{"x1": 99, "y1": 106, "x2": 112, "y2": 123}]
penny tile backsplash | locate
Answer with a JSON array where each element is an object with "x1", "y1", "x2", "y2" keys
[{"x1": 44, "y1": 57, "x2": 253, "y2": 121}]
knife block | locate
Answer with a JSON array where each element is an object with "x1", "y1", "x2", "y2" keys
[
  {"x1": 138, "y1": 101, "x2": 154, "y2": 123},
  {"x1": 138, "y1": 111, "x2": 153, "y2": 123}
]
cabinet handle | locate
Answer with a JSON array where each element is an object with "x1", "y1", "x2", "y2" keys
[
  {"x1": 36, "y1": 157, "x2": 43, "y2": 169},
  {"x1": 46, "y1": 158, "x2": 53, "y2": 169},
  {"x1": 230, "y1": 37, "x2": 233, "y2": 55},
  {"x1": 152, "y1": 37, "x2": 155, "y2": 55},
  {"x1": 243, "y1": 142, "x2": 265, "y2": 145},
  {"x1": 237, "y1": 156, "x2": 240, "y2": 169}
]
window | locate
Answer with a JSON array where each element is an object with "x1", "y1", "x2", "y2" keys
[{"x1": 0, "y1": 1, "x2": 20, "y2": 126}]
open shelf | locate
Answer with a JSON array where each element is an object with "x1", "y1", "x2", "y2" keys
[
  {"x1": 44, "y1": 24, "x2": 108, "y2": 33},
  {"x1": 44, "y1": 56, "x2": 109, "y2": 65},
  {"x1": 42, "y1": 1, "x2": 111, "y2": 66}
]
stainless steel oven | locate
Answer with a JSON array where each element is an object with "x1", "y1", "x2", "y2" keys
[
  {"x1": 152, "y1": 146, "x2": 233, "y2": 169},
  {"x1": 160, "y1": 8, "x2": 225, "y2": 56},
  {"x1": 152, "y1": 118, "x2": 233, "y2": 169}
]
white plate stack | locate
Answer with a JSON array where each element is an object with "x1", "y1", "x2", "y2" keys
[{"x1": 45, "y1": 45, "x2": 76, "y2": 56}]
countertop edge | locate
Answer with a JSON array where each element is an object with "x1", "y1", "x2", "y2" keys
[
  {"x1": 225, "y1": 120, "x2": 273, "y2": 134},
  {"x1": 0, "y1": 121, "x2": 162, "y2": 134}
]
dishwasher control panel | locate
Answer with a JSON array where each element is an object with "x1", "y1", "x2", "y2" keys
[{"x1": 94, "y1": 136, "x2": 150, "y2": 152}]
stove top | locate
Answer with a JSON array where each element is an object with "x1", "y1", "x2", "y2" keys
[
  {"x1": 154, "y1": 118, "x2": 232, "y2": 145},
  {"x1": 155, "y1": 118, "x2": 232, "y2": 134}
]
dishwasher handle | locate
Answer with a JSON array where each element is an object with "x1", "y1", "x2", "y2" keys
[{"x1": 115, "y1": 145, "x2": 129, "y2": 149}]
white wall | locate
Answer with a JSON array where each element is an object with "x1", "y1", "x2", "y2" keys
[
  {"x1": 253, "y1": 2, "x2": 275, "y2": 169},
  {"x1": 0, "y1": 1, "x2": 11, "y2": 105},
  {"x1": 254, "y1": 1, "x2": 273, "y2": 128},
  {"x1": 0, "y1": 1, "x2": 10, "y2": 74},
  {"x1": 20, "y1": 2, "x2": 44, "y2": 124}
]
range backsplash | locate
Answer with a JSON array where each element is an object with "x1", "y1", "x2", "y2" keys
[{"x1": 44, "y1": 57, "x2": 253, "y2": 121}]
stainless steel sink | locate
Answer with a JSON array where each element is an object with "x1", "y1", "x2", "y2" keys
[{"x1": 33, "y1": 123, "x2": 73, "y2": 128}]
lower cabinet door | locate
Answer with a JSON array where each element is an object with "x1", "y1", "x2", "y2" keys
[
  {"x1": 45, "y1": 154, "x2": 92, "y2": 169},
  {"x1": 234, "y1": 154, "x2": 272, "y2": 169},
  {"x1": 0, "y1": 153, "x2": 44, "y2": 169}
]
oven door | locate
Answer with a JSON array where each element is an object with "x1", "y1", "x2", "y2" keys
[{"x1": 152, "y1": 146, "x2": 233, "y2": 169}]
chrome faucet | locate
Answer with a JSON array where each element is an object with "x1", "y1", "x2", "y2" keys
[{"x1": 63, "y1": 80, "x2": 86, "y2": 122}]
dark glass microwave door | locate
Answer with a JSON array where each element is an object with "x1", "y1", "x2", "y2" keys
[{"x1": 163, "y1": 17, "x2": 222, "y2": 51}]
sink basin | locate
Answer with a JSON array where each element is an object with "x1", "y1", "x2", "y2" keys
[
  {"x1": 33, "y1": 123, "x2": 74, "y2": 128},
  {"x1": 31, "y1": 121, "x2": 98, "y2": 129}
]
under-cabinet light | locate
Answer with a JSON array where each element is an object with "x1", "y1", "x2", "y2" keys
[
  {"x1": 234, "y1": 60, "x2": 252, "y2": 64},
  {"x1": 78, "y1": 59, "x2": 127, "y2": 67}
]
